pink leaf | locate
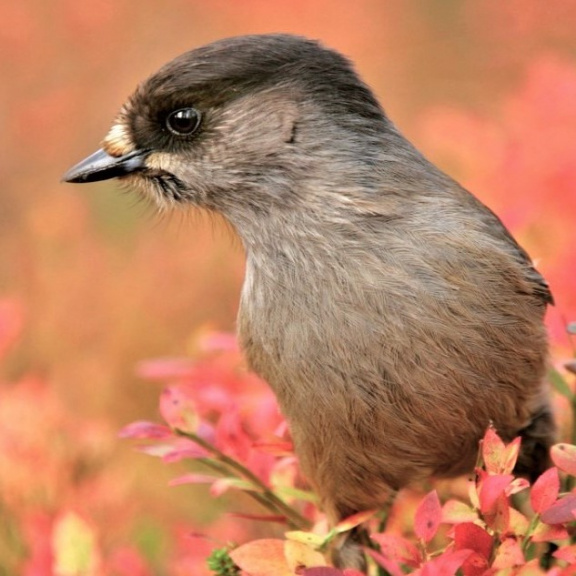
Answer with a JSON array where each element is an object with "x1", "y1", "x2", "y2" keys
[
  {"x1": 540, "y1": 493, "x2": 576, "y2": 525},
  {"x1": 551, "y1": 444, "x2": 576, "y2": 476},
  {"x1": 364, "y1": 549, "x2": 404, "y2": 576},
  {"x1": 159, "y1": 385, "x2": 198, "y2": 431},
  {"x1": 215, "y1": 407, "x2": 252, "y2": 461},
  {"x1": 478, "y1": 474, "x2": 513, "y2": 513},
  {"x1": 506, "y1": 477, "x2": 530, "y2": 496},
  {"x1": 530, "y1": 468, "x2": 560, "y2": 514},
  {"x1": 371, "y1": 533, "x2": 421, "y2": 567},
  {"x1": 414, "y1": 490, "x2": 442, "y2": 543},
  {"x1": 118, "y1": 420, "x2": 172, "y2": 439},
  {"x1": 161, "y1": 445, "x2": 208, "y2": 462},
  {"x1": 553, "y1": 544, "x2": 576, "y2": 563}
]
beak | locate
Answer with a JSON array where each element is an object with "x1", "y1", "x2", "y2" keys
[{"x1": 62, "y1": 148, "x2": 150, "y2": 184}]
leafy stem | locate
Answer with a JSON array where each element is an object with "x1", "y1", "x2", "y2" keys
[{"x1": 175, "y1": 428, "x2": 311, "y2": 530}]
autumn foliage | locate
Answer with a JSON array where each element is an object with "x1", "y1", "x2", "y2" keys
[
  {"x1": 117, "y1": 338, "x2": 576, "y2": 576},
  {"x1": 2, "y1": 2, "x2": 576, "y2": 575}
]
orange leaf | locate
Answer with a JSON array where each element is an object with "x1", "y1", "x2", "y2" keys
[
  {"x1": 501, "y1": 437, "x2": 521, "y2": 475},
  {"x1": 229, "y1": 539, "x2": 293, "y2": 576},
  {"x1": 491, "y1": 537, "x2": 525, "y2": 570},
  {"x1": 334, "y1": 509, "x2": 376, "y2": 534},
  {"x1": 482, "y1": 427, "x2": 507, "y2": 474},
  {"x1": 531, "y1": 521, "x2": 569, "y2": 543}
]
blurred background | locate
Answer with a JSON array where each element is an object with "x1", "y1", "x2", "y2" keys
[{"x1": 1, "y1": 1, "x2": 575, "y2": 574}]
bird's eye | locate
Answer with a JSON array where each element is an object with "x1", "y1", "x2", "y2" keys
[{"x1": 166, "y1": 108, "x2": 201, "y2": 136}]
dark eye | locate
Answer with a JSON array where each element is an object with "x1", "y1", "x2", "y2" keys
[{"x1": 166, "y1": 108, "x2": 201, "y2": 136}]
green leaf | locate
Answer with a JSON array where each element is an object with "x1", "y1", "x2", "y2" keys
[
  {"x1": 274, "y1": 486, "x2": 318, "y2": 503},
  {"x1": 549, "y1": 367, "x2": 573, "y2": 400},
  {"x1": 207, "y1": 547, "x2": 240, "y2": 576}
]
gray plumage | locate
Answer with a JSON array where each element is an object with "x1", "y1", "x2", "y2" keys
[{"x1": 64, "y1": 34, "x2": 555, "y2": 570}]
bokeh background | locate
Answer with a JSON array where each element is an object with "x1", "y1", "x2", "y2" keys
[{"x1": 1, "y1": 1, "x2": 575, "y2": 574}]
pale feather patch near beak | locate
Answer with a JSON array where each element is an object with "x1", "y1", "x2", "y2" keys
[{"x1": 102, "y1": 114, "x2": 134, "y2": 157}]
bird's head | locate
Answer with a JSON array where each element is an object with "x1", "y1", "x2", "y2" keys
[{"x1": 64, "y1": 34, "x2": 393, "y2": 229}]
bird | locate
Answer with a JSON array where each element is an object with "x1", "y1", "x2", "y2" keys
[{"x1": 63, "y1": 34, "x2": 555, "y2": 569}]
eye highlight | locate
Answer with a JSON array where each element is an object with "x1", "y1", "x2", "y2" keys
[{"x1": 165, "y1": 108, "x2": 201, "y2": 136}]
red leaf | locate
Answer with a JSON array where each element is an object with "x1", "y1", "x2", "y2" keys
[
  {"x1": 342, "y1": 570, "x2": 366, "y2": 576},
  {"x1": 551, "y1": 444, "x2": 576, "y2": 476},
  {"x1": 540, "y1": 493, "x2": 576, "y2": 524},
  {"x1": 414, "y1": 490, "x2": 442, "y2": 543},
  {"x1": 371, "y1": 533, "x2": 421, "y2": 567},
  {"x1": 461, "y1": 552, "x2": 489, "y2": 576},
  {"x1": 453, "y1": 523, "x2": 493, "y2": 560},
  {"x1": 530, "y1": 468, "x2": 560, "y2": 513},
  {"x1": 118, "y1": 420, "x2": 172, "y2": 439}
]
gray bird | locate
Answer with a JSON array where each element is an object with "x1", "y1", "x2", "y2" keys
[{"x1": 64, "y1": 34, "x2": 555, "y2": 569}]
